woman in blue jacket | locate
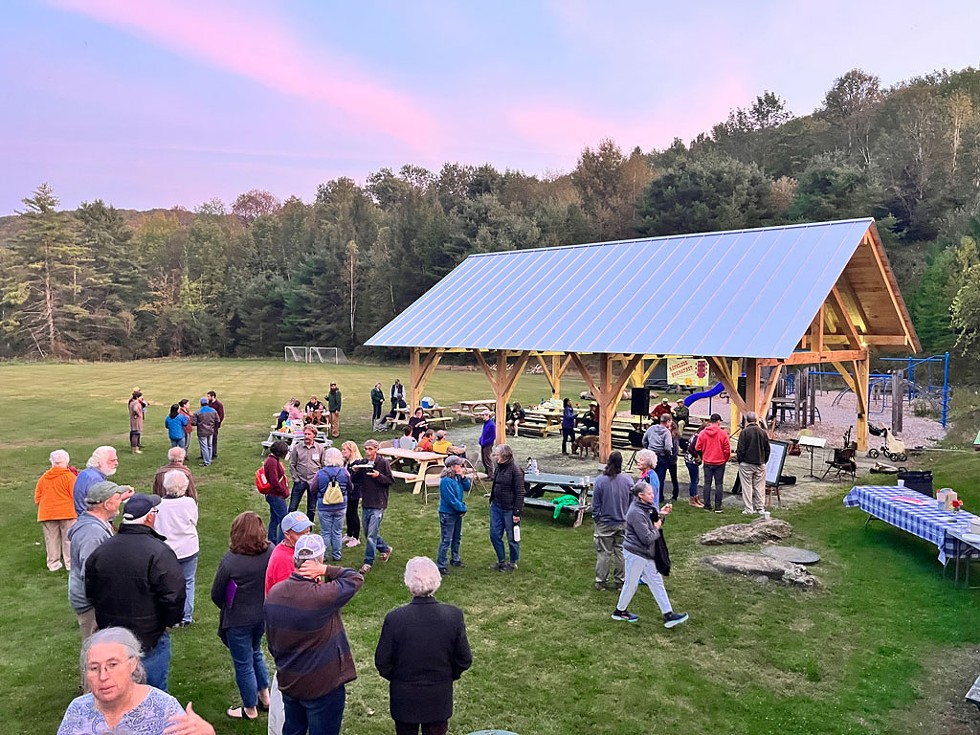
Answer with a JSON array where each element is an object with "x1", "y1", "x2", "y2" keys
[
  {"x1": 436, "y1": 456, "x2": 470, "y2": 575},
  {"x1": 311, "y1": 447, "x2": 351, "y2": 562},
  {"x1": 165, "y1": 403, "x2": 189, "y2": 448}
]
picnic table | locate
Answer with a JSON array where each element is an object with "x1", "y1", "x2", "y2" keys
[
  {"x1": 523, "y1": 472, "x2": 593, "y2": 528},
  {"x1": 453, "y1": 399, "x2": 496, "y2": 422},
  {"x1": 377, "y1": 447, "x2": 447, "y2": 495},
  {"x1": 843, "y1": 485, "x2": 980, "y2": 583},
  {"x1": 261, "y1": 430, "x2": 331, "y2": 455},
  {"x1": 519, "y1": 407, "x2": 563, "y2": 437}
]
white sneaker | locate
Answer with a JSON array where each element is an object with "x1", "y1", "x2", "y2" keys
[{"x1": 346, "y1": 537, "x2": 360, "y2": 548}]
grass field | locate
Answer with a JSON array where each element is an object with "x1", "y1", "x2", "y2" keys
[{"x1": 3, "y1": 358, "x2": 980, "y2": 735}]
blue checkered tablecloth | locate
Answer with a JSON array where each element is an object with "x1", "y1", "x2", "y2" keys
[{"x1": 843, "y1": 486, "x2": 979, "y2": 565}]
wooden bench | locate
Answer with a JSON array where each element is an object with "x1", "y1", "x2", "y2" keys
[
  {"x1": 391, "y1": 470, "x2": 418, "y2": 481},
  {"x1": 517, "y1": 414, "x2": 560, "y2": 438}
]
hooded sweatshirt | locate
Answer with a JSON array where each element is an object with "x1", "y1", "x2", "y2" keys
[
  {"x1": 695, "y1": 423, "x2": 732, "y2": 465},
  {"x1": 642, "y1": 424, "x2": 671, "y2": 454}
]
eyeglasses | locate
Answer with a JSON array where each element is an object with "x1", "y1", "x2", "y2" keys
[{"x1": 86, "y1": 656, "x2": 134, "y2": 676}]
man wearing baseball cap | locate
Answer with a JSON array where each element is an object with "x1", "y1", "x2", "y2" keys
[
  {"x1": 84, "y1": 493, "x2": 185, "y2": 691},
  {"x1": 66, "y1": 480, "x2": 134, "y2": 640},
  {"x1": 694, "y1": 413, "x2": 732, "y2": 513},
  {"x1": 265, "y1": 511, "x2": 314, "y2": 595},
  {"x1": 265, "y1": 534, "x2": 364, "y2": 735},
  {"x1": 478, "y1": 409, "x2": 496, "y2": 479}
]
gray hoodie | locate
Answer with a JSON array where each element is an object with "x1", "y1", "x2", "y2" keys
[
  {"x1": 67, "y1": 512, "x2": 113, "y2": 613},
  {"x1": 622, "y1": 499, "x2": 660, "y2": 561},
  {"x1": 642, "y1": 424, "x2": 671, "y2": 454}
]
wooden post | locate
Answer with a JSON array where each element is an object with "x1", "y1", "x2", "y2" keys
[
  {"x1": 473, "y1": 350, "x2": 530, "y2": 446},
  {"x1": 855, "y1": 356, "x2": 870, "y2": 451},
  {"x1": 551, "y1": 355, "x2": 562, "y2": 399},
  {"x1": 569, "y1": 352, "x2": 643, "y2": 462},
  {"x1": 408, "y1": 348, "x2": 443, "y2": 413},
  {"x1": 729, "y1": 358, "x2": 741, "y2": 432},
  {"x1": 744, "y1": 358, "x2": 761, "y2": 419},
  {"x1": 891, "y1": 371, "x2": 903, "y2": 434}
]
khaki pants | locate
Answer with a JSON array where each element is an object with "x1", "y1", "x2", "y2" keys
[
  {"x1": 329, "y1": 411, "x2": 340, "y2": 437},
  {"x1": 738, "y1": 463, "x2": 767, "y2": 513},
  {"x1": 77, "y1": 608, "x2": 98, "y2": 641},
  {"x1": 594, "y1": 522, "x2": 626, "y2": 586},
  {"x1": 41, "y1": 519, "x2": 74, "y2": 571}
]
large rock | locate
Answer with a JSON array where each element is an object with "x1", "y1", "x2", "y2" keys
[
  {"x1": 698, "y1": 518, "x2": 793, "y2": 546},
  {"x1": 702, "y1": 552, "x2": 820, "y2": 588}
]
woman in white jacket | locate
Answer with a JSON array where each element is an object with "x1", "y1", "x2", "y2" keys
[{"x1": 154, "y1": 469, "x2": 200, "y2": 626}]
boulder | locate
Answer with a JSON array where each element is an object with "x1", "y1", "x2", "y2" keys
[
  {"x1": 702, "y1": 552, "x2": 819, "y2": 588},
  {"x1": 698, "y1": 518, "x2": 793, "y2": 546}
]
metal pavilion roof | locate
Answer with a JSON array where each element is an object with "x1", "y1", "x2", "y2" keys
[{"x1": 366, "y1": 218, "x2": 880, "y2": 359}]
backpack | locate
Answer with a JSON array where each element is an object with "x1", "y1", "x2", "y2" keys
[
  {"x1": 255, "y1": 466, "x2": 271, "y2": 494},
  {"x1": 320, "y1": 469, "x2": 345, "y2": 505}
]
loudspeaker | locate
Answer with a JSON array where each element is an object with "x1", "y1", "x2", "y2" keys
[
  {"x1": 737, "y1": 375, "x2": 747, "y2": 400},
  {"x1": 630, "y1": 387, "x2": 650, "y2": 416}
]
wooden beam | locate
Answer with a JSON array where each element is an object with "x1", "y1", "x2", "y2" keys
[
  {"x1": 534, "y1": 353, "x2": 555, "y2": 395},
  {"x1": 836, "y1": 276, "x2": 872, "y2": 333},
  {"x1": 863, "y1": 233, "x2": 916, "y2": 350},
  {"x1": 597, "y1": 354, "x2": 616, "y2": 461},
  {"x1": 759, "y1": 364, "x2": 784, "y2": 429},
  {"x1": 708, "y1": 356, "x2": 750, "y2": 419},
  {"x1": 757, "y1": 349, "x2": 868, "y2": 367},
  {"x1": 854, "y1": 356, "x2": 870, "y2": 451},
  {"x1": 830, "y1": 361, "x2": 858, "y2": 396},
  {"x1": 864, "y1": 335, "x2": 914, "y2": 346},
  {"x1": 827, "y1": 286, "x2": 863, "y2": 349},
  {"x1": 471, "y1": 349, "x2": 495, "y2": 386},
  {"x1": 569, "y1": 353, "x2": 599, "y2": 399},
  {"x1": 744, "y1": 359, "x2": 761, "y2": 418},
  {"x1": 812, "y1": 306, "x2": 825, "y2": 353}
]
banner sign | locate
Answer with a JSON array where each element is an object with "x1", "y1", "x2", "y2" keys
[{"x1": 666, "y1": 357, "x2": 709, "y2": 387}]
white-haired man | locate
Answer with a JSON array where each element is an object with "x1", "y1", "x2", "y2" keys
[
  {"x1": 67, "y1": 480, "x2": 134, "y2": 639},
  {"x1": 34, "y1": 449, "x2": 77, "y2": 572},
  {"x1": 72, "y1": 446, "x2": 119, "y2": 516},
  {"x1": 152, "y1": 446, "x2": 198, "y2": 501}
]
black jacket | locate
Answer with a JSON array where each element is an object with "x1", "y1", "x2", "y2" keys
[
  {"x1": 210, "y1": 546, "x2": 273, "y2": 634},
  {"x1": 490, "y1": 459, "x2": 525, "y2": 514},
  {"x1": 85, "y1": 523, "x2": 185, "y2": 649},
  {"x1": 375, "y1": 596, "x2": 472, "y2": 723},
  {"x1": 736, "y1": 423, "x2": 771, "y2": 465}
]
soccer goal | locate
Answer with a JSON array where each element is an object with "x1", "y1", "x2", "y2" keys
[
  {"x1": 284, "y1": 346, "x2": 309, "y2": 363},
  {"x1": 308, "y1": 346, "x2": 348, "y2": 364}
]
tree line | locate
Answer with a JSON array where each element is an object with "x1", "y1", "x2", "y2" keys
[{"x1": 3, "y1": 66, "x2": 980, "y2": 364}]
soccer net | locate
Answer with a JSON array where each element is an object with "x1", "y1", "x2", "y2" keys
[
  {"x1": 308, "y1": 346, "x2": 348, "y2": 364},
  {"x1": 284, "y1": 346, "x2": 309, "y2": 363}
]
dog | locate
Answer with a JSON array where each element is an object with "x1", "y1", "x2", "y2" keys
[{"x1": 572, "y1": 434, "x2": 599, "y2": 459}]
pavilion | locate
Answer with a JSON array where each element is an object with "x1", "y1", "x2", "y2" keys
[{"x1": 365, "y1": 218, "x2": 919, "y2": 458}]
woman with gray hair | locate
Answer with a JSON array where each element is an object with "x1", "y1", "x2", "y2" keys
[
  {"x1": 375, "y1": 557, "x2": 472, "y2": 735},
  {"x1": 58, "y1": 626, "x2": 215, "y2": 734},
  {"x1": 311, "y1": 446, "x2": 351, "y2": 562},
  {"x1": 611, "y1": 481, "x2": 688, "y2": 628},
  {"x1": 34, "y1": 448, "x2": 77, "y2": 572},
  {"x1": 634, "y1": 449, "x2": 662, "y2": 506},
  {"x1": 154, "y1": 469, "x2": 199, "y2": 627}
]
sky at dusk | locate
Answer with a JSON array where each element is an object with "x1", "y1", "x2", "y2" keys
[{"x1": 2, "y1": 0, "x2": 979, "y2": 214}]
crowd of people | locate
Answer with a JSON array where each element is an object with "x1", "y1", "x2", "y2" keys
[{"x1": 34, "y1": 381, "x2": 769, "y2": 735}]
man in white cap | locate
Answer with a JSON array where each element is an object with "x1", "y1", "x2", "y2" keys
[
  {"x1": 67, "y1": 480, "x2": 134, "y2": 640},
  {"x1": 265, "y1": 534, "x2": 363, "y2": 735},
  {"x1": 84, "y1": 493, "x2": 185, "y2": 691}
]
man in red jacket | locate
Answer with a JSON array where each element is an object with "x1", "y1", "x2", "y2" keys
[{"x1": 694, "y1": 413, "x2": 731, "y2": 513}]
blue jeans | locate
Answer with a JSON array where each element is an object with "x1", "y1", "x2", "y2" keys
[
  {"x1": 225, "y1": 623, "x2": 270, "y2": 709},
  {"x1": 289, "y1": 481, "x2": 316, "y2": 521},
  {"x1": 685, "y1": 460, "x2": 700, "y2": 498},
  {"x1": 198, "y1": 435, "x2": 212, "y2": 465},
  {"x1": 178, "y1": 553, "x2": 198, "y2": 624},
  {"x1": 319, "y1": 508, "x2": 345, "y2": 561},
  {"x1": 489, "y1": 503, "x2": 519, "y2": 564},
  {"x1": 437, "y1": 512, "x2": 463, "y2": 569},
  {"x1": 169, "y1": 436, "x2": 186, "y2": 449},
  {"x1": 142, "y1": 632, "x2": 171, "y2": 692},
  {"x1": 283, "y1": 684, "x2": 345, "y2": 735},
  {"x1": 267, "y1": 495, "x2": 288, "y2": 543},
  {"x1": 654, "y1": 455, "x2": 670, "y2": 500},
  {"x1": 362, "y1": 507, "x2": 390, "y2": 566}
]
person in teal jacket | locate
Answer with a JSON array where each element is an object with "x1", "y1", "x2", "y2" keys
[
  {"x1": 436, "y1": 457, "x2": 470, "y2": 575},
  {"x1": 370, "y1": 383, "x2": 385, "y2": 422}
]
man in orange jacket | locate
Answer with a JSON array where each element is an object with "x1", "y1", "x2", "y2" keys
[{"x1": 34, "y1": 449, "x2": 78, "y2": 571}]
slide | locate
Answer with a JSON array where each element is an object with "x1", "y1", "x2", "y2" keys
[{"x1": 684, "y1": 382, "x2": 724, "y2": 407}]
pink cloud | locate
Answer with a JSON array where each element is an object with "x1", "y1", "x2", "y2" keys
[{"x1": 46, "y1": 0, "x2": 441, "y2": 154}]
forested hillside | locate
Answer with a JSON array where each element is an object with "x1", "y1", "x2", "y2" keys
[{"x1": 3, "y1": 67, "x2": 980, "y2": 364}]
